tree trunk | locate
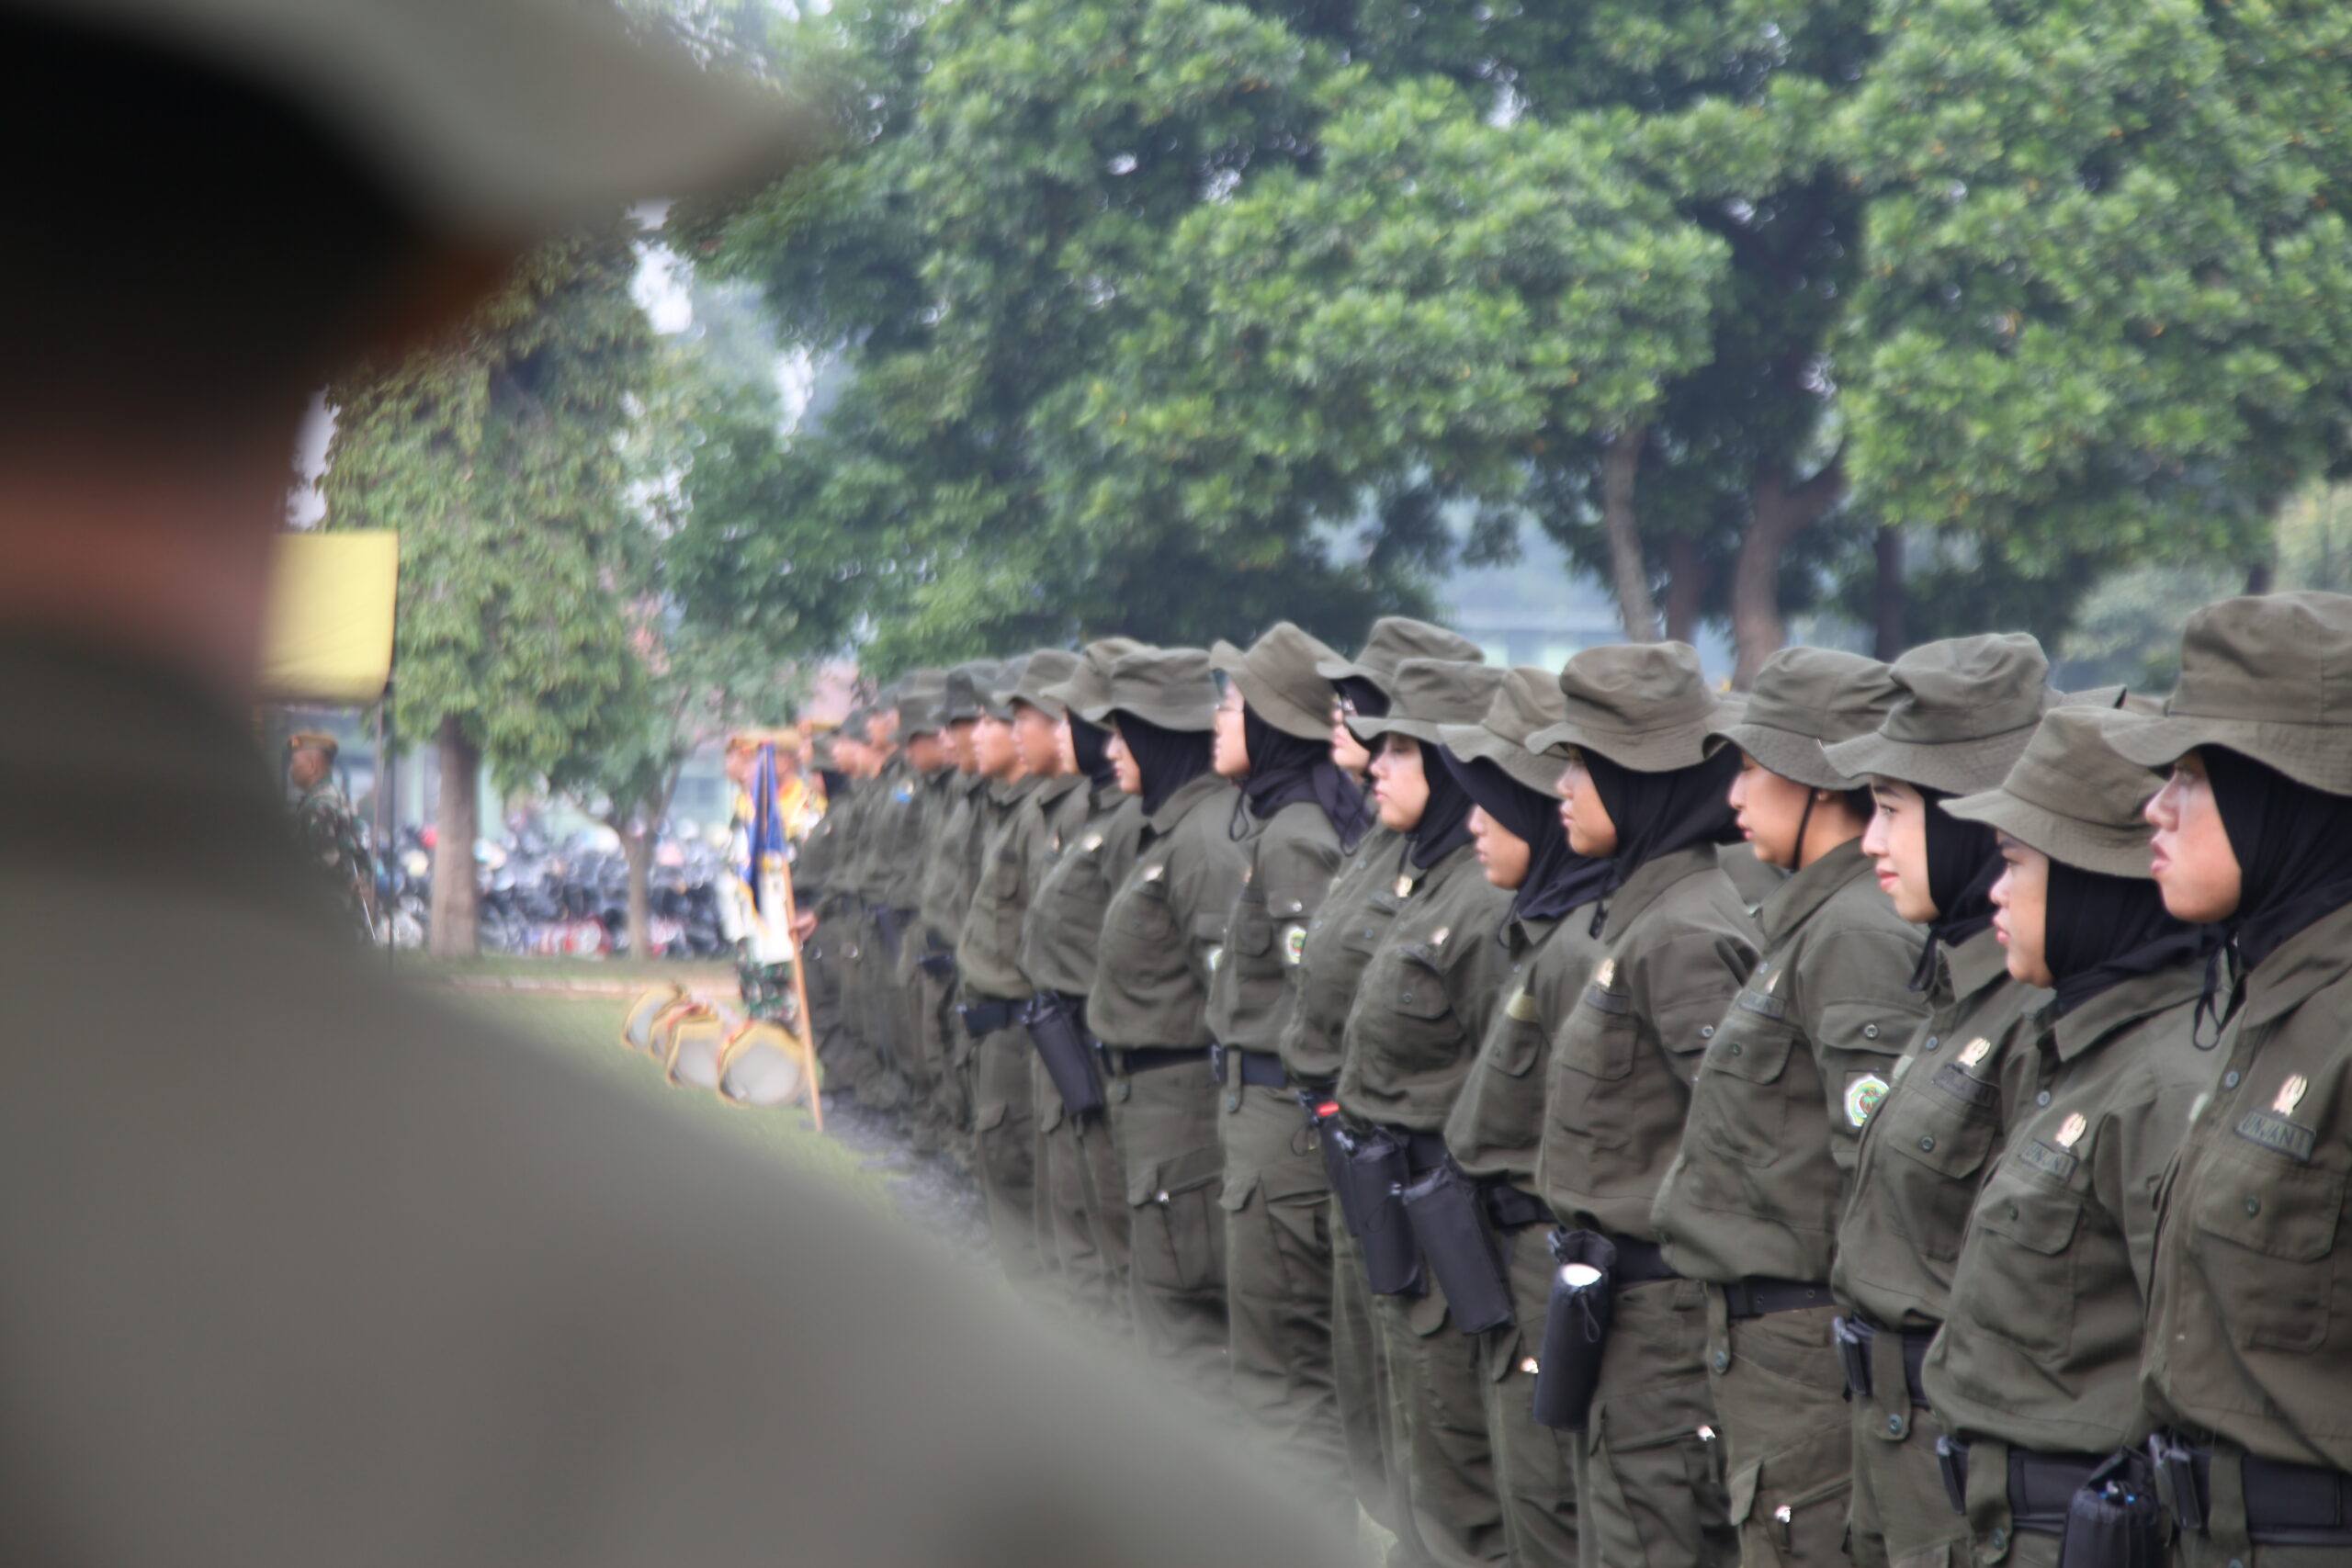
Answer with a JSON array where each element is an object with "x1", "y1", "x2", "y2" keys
[
  {"x1": 1663, "y1": 533, "x2": 1708, "y2": 646},
  {"x1": 1731, "y1": 454, "x2": 1849, "y2": 687},
  {"x1": 1873, "y1": 525, "x2": 1906, "y2": 660},
  {"x1": 1601, "y1": 427, "x2": 1661, "y2": 642},
  {"x1": 623, "y1": 828, "x2": 654, "y2": 959},
  {"x1": 429, "y1": 716, "x2": 481, "y2": 958},
  {"x1": 2245, "y1": 558, "x2": 2276, "y2": 595}
]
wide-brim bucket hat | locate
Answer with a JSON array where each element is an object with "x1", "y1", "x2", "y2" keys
[
  {"x1": 894, "y1": 669, "x2": 948, "y2": 737},
  {"x1": 978, "y1": 655, "x2": 1032, "y2": 722},
  {"x1": 1211, "y1": 622, "x2": 1342, "y2": 740},
  {"x1": 1011, "y1": 649, "x2": 1082, "y2": 719},
  {"x1": 1526, "y1": 641, "x2": 1725, "y2": 772},
  {"x1": 1944, "y1": 707, "x2": 2160, "y2": 878},
  {"x1": 1439, "y1": 666, "x2": 1572, "y2": 796},
  {"x1": 940, "y1": 660, "x2": 1001, "y2": 725},
  {"x1": 1040, "y1": 636, "x2": 1148, "y2": 718},
  {"x1": 1079, "y1": 647, "x2": 1218, "y2": 733},
  {"x1": 1822, "y1": 633, "x2": 2051, "y2": 795},
  {"x1": 1350, "y1": 660, "x2": 1507, "y2": 747},
  {"x1": 1317, "y1": 616, "x2": 1485, "y2": 697},
  {"x1": 2106, "y1": 592, "x2": 2352, "y2": 797},
  {"x1": 1713, "y1": 646, "x2": 1901, "y2": 792}
]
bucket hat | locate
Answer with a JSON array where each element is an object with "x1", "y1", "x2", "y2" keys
[
  {"x1": 1821, "y1": 634, "x2": 2051, "y2": 795},
  {"x1": 895, "y1": 669, "x2": 947, "y2": 737},
  {"x1": 1349, "y1": 660, "x2": 1507, "y2": 747},
  {"x1": 1317, "y1": 617, "x2": 1485, "y2": 696},
  {"x1": 1079, "y1": 648, "x2": 1219, "y2": 734},
  {"x1": 1526, "y1": 642, "x2": 1724, "y2": 771},
  {"x1": 940, "y1": 660, "x2": 1001, "y2": 725},
  {"x1": 2106, "y1": 592, "x2": 2352, "y2": 797},
  {"x1": 1040, "y1": 637, "x2": 1148, "y2": 718},
  {"x1": 978, "y1": 655, "x2": 1033, "y2": 722},
  {"x1": 42, "y1": 0, "x2": 820, "y2": 239},
  {"x1": 1440, "y1": 668, "x2": 1574, "y2": 796},
  {"x1": 1714, "y1": 647, "x2": 1901, "y2": 792},
  {"x1": 1211, "y1": 623, "x2": 1342, "y2": 740},
  {"x1": 1944, "y1": 708, "x2": 2159, "y2": 879},
  {"x1": 1011, "y1": 649, "x2": 1082, "y2": 718}
]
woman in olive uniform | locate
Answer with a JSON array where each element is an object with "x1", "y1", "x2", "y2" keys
[
  {"x1": 1648, "y1": 649, "x2": 1928, "y2": 1567},
  {"x1": 1301, "y1": 616, "x2": 1487, "y2": 1548},
  {"x1": 1921, "y1": 705, "x2": 2213, "y2": 1565},
  {"x1": 1081, "y1": 648, "x2": 1248, "y2": 1393},
  {"x1": 1530, "y1": 640, "x2": 1760, "y2": 1568},
  {"x1": 1440, "y1": 667, "x2": 1614, "y2": 1568},
  {"x1": 1815, "y1": 635, "x2": 2057, "y2": 1568},
  {"x1": 1023, "y1": 637, "x2": 1148, "y2": 1337},
  {"x1": 1337, "y1": 659, "x2": 1516, "y2": 1566},
  {"x1": 1205, "y1": 622, "x2": 1361, "y2": 1492},
  {"x1": 2114, "y1": 592, "x2": 2352, "y2": 1568}
]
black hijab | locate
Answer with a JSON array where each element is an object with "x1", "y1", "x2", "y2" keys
[
  {"x1": 2042, "y1": 861, "x2": 2208, "y2": 1018},
  {"x1": 2205, "y1": 747, "x2": 2352, "y2": 969},
  {"x1": 1907, "y1": 787, "x2": 2005, "y2": 989},
  {"x1": 1240, "y1": 705, "x2": 1374, "y2": 850},
  {"x1": 1442, "y1": 750, "x2": 1613, "y2": 924},
  {"x1": 1335, "y1": 676, "x2": 1390, "y2": 720},
  {"x1": 1116, "y1": 711, "x2": 1215, "y2": 817},
  {"x1": 1069, "y1": 714, "x2": 1119, "y2": 792},
  {"x1": 1581, "y1": 747, "x2": 1743, "y2": 886},
  {"x1": 1407, "y1": 739, "x2": 1478, "y2": 869}
]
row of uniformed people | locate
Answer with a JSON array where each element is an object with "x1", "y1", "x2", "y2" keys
[{"x1": 793, "y1": 589, "x2": 2352, "y2": 1568}]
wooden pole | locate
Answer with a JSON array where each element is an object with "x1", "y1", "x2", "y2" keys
[{"x1": 769, "y1": 863, "x2": 823, "y2": 1134}]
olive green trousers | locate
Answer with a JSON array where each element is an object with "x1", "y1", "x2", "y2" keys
[
  {"x1": 1844, "y1": 1325, "x2": 1963, "y2": 1568},
  {"x1": 1483, "y1": 1223, "x2": 1578, "y2": 1568},
  {"x1": 1105, "y1": 1055, "x2": 1227, "y2": 1399},
  {"x1": 1701, "y1": 1293, "x2": 1851, "y2": 1567},
  {"x1": 1374, "y1": 1277, "x2": 1507, "y2": 1566},
  {"x1": 969, "y1": 1022, "x2": 1041, "y2": 1286},
  {"x1": 1031, "y1": 1052, "x2": 1130, "y2": 1341},
  {"x1": 1334, "y1": 1220, "x2": 1415, "y2": 1544},
  {"x1": 1566, "y1": 1275, "x2": 1735, "y2": 1568}
]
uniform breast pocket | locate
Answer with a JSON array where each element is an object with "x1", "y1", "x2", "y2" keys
[
  {"x1": 1485, "y1": 998, "x2": 1547, "y2": 1079},
  {"x1": 1114, "y1": 874, "x2": 1178, "y2": 948},
  {"x1": 1368, "y1": 950, "x2": 1458, "y2": 1077},
  {"x1": 2191, "y1": 1142, "x2": 2344, "y2": 1354},
  {"x1": 987, "y1": 847, "x2": 1023, "y2": 901},
  {"x1": 1968, "y1": 1158, "x2": 2083, "y2": 1358},
  {"x1": 1228, "y1": 890, "x2": 1274, "y2": 960},
  {"x1": 1880, "y1": 1079, "x2": 2000, "y2": 1261},
  {"x1": 1694, "y1": 1006, "x2": 1802, "y2": 1168},
  {"x1": 1551, "y1": 998, "x2": 1637, "y2": 1151}
]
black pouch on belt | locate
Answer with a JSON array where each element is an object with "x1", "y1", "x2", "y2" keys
[
  {"x1": 1304, "y1": 1095, "x2": 1358, "y2": 1233},
  {"x1": 872, "y1": 906, "x2": 905, "y2": 963},
  {"x1": 917, "y1": 931, "x2": 956, "y2": 979},
  {"x1": 1347, "y1": 1127, "x2": 1423, "y2": 1295},
  {"x1": 2059, "y1": 1450, "x2": 2166, "y2": 1568},
  {"x1": 1833, "y1": 1314, "x2": 1874, "y2": 1399},
  {"x1": 1530, "y1": 1228, "x2": 1616, "y2": 1431},
  {"x1": 1401, "y1": 1158, "x2": 1514, "y2": 1334},
  {"x1": 1022, "y1": 992, "x2": 1106, "y2": 1116}
]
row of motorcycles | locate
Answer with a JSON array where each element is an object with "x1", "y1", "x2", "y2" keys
[{"x1": 373, "y1": 825, "x2": 736, "y2": 958}]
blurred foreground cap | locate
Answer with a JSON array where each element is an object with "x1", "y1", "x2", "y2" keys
[
  {"x1": 1012, "y1": 649, "x2": 1082, "y2": 718},
  {"x1": 1043, "y1": 637, "x2": 1148, "y2": 718},
  {"x1": 33, "y1": 0, "x2": 820, "y2": 236},
  {"x1": 286, "y1": 730, "x2": 338, "y2": 758}
]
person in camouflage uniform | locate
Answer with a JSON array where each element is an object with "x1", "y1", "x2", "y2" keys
[{"x1": 286, "y1": 731, "x2": 375, "y2": 941}]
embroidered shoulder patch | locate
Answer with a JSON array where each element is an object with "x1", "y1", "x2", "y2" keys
[
  {"x1": 1283, "y1": 925, "x2": 1308, "y2": 965},
  {"x1": 1844, "y1": 1073, "x2": 1889, "y2": 1128}
]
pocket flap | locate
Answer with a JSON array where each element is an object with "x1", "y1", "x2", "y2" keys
[
  {"x1": 1975, "y1": 1185, "x2": 2081, "y2": 1256},
  {"x1": 1391, "y1": 954, "x2": 1453, "y2": 1021},
  {"x1": 973, "y1": 1099, "x2": 1009, "y2": 1134},
  {"x1": 2194, "y1": 1147, "x2": 2344, "y2": 1262},
  {"x1": 1725, "y1": 1458, "x2": 1761, "y2": 1527},
  {"x1": 1126, "y1": 1158, "x2": 1163, "y2": 1208},
  {"x1": 1218, "y1": 1168, "x2": 1262, "y2": 1213},
  {"x1": 1711, "y1": 1015, "x2": 1798, "y2": 1086}
]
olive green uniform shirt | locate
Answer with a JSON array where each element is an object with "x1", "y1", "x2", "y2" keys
[
  {"x1": 1088, "y1": 773, "x2": 1247, "y2": 1050},
  {"x1": 0, "y1": 639, "x2": 1353, "y2": 1568},
  {"x1": 790, "y1": 785, "x2": 847, "y2": 907},
  {"x1": 1831, "y1": 928, "x2": 2049, "y2": 1330},
  {"x1": 1535, "y1": 844, "x2": 1761, "y2": 1236},
  {"x1": 2144, "y1": 899, "x2": 2352, "y2": 1471},
  {"x1": 865, "y1": 755, "x2": 930, "y2": 911},
  {"x1": 956, "y1": 774, "x2": 1059, "y2": 1002},
  {"x1": 1337, "y1": 840, "x2": 1515, "y2": 1132},
  {"x1": 1653, "y1": 840, "x2": 1928, "y2": 1284},
  {"x1": 917, "y1": 773, "x2": 988, "y2": 943},
  {"x1": 1444, "y1": 908, "x2": 1609, "y2": 1187},
  {"x1": 1926, "y1": 961, "x2": 2211, "y2": 1455},
  {"x1": 1205, "y1": 799, "x2": 1340, "y2": 1055},
  {"x1": 1281, "y1": 824, "x2": 1406, "y2": 1087},
  {"x1": 1021, "y1": 784, "x2": 1147, "y2": 999}
]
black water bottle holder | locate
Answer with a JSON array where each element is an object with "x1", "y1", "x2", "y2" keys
[{"x1": 1530, "y1": 1228, "x2": 1616, "y2": 1431}]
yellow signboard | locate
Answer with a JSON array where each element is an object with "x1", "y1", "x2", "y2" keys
[{"x1": 259, "y1": 532, "x2": 399, "y2": 703}]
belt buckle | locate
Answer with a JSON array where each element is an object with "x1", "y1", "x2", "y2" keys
[{"x1": 1207, "y1": 1042, "x2": 1228, "y2": 1085}]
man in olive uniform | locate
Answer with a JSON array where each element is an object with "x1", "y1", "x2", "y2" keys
[
  {"x1": 917, "y1": 660, "x2": 1001, "y2": 1160},
  {"x1": 1305, "y1": 617, "x2": 1487, "y2": 1547},
  {"x1": 1648, "y1": 649, "x2": 1928, "y2": 1567},
  {"x1": 1817, "y1": 636, "x2": 2059, "y2": 1568},
  {"x1": 1081, "y1": 649, "x2": 1248, "y2": 1395},
  {"x1": 287, "y1": 730, "x2": 376, "y2": 941},
  {"x1": 842, "y1": 692, "x2": 919, "y2": 1109},
  {"x1": 2114, "y1": 594, "x2": 2352, "y2": 1568},
  {"x1": 820, "y1": 706, "x2": 879, "y2": 1096},
  {"x1": 1928, "y1": 706, "x2": 2211, "y2": 1565},
  {"x1": 1024, "y1": 637, "x2": 1148, "y2": 1335},
  {"x1": 887, "y1": 672, "x2": 960, "y2": 1155},
  {"x1": 0, "y1": 4, "x2": 1353, "y2": 1562},
  {"x1": 793, "y1": 728, "x2": 858, "y2": 1086}
]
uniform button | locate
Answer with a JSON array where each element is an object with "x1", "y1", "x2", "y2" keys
[
  {"x1": 1728, "y1": 1043, "x2": 1744, "y2": 1057},
  {"x1": 2006, "y1": 1201, "x2": 2019, "y2": 1220},
  {"x1": 2246, "y1": 1195, "x2": 2262, "y2": 1215},
  {"x1": 1925, "y1": 1036, "x2": 1941, "y2": 1051},
  {"x1": 1919, "y1": 1135, "x2": 1936, "y2": 1152},
  {"x1": 1989, "y1": 1528, "x2": 2007, "y2": 1551},
  {"x1": 2037, "y1": 1090, "x2": 2052, "y2": 1106},
  {"x1": 1887, "y1": 1414, "x2": 1906, "y2": 1436},
  {"x1": 2224, "y1": 1070, "x2": 2241, "y2": 1089},
  {"x1": 1226, "y1": 1093, "x2": 1241, "y2": 1112},
  {"x1": 1711, "y1": 1350, "x2": 1729, "y2": 1372},
  {"x1": 1863, "y1": 1024, "x2": 1880, "y2": 1040},
  {"x1": 1701, "y1": 1025, "x2": 1716, "y2": 1039},
  {"x1": 1401, "y1": 992, "x2": 1416, "y2": 1005}
]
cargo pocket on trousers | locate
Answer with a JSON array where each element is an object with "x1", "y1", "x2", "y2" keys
[{"x1": 1132, "y1": 1143, "x2": 1225, "y2": 1293}]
